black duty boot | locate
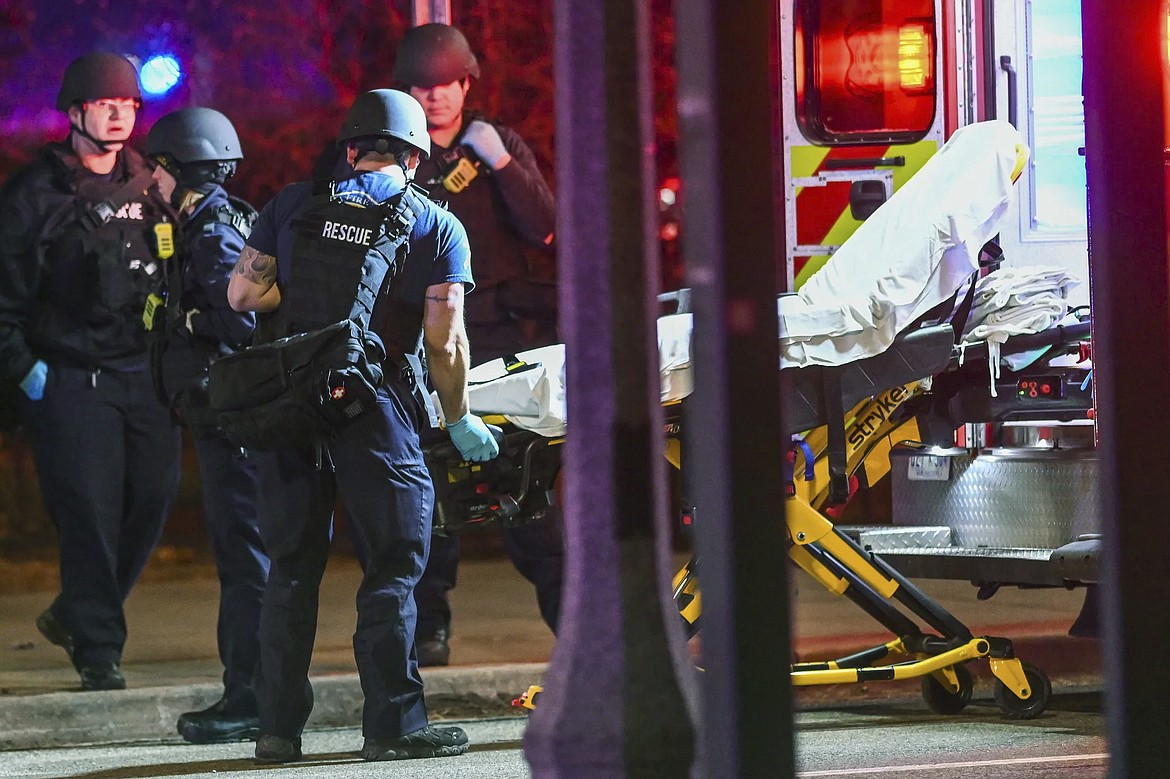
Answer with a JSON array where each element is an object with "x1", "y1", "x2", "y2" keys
[
  {"x1": 78, "y1": 662, "x2": 126, "y2": 691},
  {"x1": 360, "y1": 725, "x2": 469, "y2": 761},
  {"x1": 36, "y1": 608, "x2": 74, "y2": 660},
  {"x1": 177, "y1": 697, "x2": 261, "y2": 744},
  {"x1": 416, "y1": 627, "x2": 450, "y2": 667},
  {"x1": 255, "y1": 734, "x2": 302, "y2": 763}
]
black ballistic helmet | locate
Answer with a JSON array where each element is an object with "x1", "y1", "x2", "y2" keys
[
  {"x1": 57, "y1": 52, "x2": 142, "y2": 111},
  {"x1": 338, "y1": 89, "x2": 430, "y2": 159},
  {"x1": 145, "y1": 107, "x2": 243, "y2": 163},
  {"x1": 392, "y1": 23, "x2": 480, "y2": 89}
]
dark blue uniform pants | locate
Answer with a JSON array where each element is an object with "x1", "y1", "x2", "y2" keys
[
  {"x1": 254, "y1": 384, "x2": 433, "y2": 741},
  {"x1": 415, "y1": 515, "x2": 564, "y2": 637},
  {"x1": 25, "y1": 365, "x2": 181, "y2": 668},
  {"x1": 193, "y1": 433, "x2": 267, "y2": 711},
  {"x1": 415, "y1": 324, "x2": 565, "y2": 638}
]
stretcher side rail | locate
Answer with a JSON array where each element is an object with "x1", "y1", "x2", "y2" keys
[
  {"x1": 842, "y1": 539, "x2": 1100, "y2": 587},
  {"x1": 899, "y1": 318, "x2": 1092, "y2": 445},
  {"x1": 781, "y1": 323, "x2": 955, "y2": 436}
]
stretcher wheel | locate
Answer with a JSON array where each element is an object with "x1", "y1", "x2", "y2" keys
[
  {"x1": 921, "y1": 663, "x2": 973, "y2": 715},
  {"x1": 993, "y1": 661, "x2": 1051, "y2": 719}
]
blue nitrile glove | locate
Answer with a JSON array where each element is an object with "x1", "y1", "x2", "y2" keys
[
  {"x1": 18, "y1": 360, "x2": 48, "y2": 401},
  {"x1": 446, "y1": 412, "x2": 500, "y2": 462},
  {"x1": 461, "y1": 120, "x2": 510, "y2": 169}
]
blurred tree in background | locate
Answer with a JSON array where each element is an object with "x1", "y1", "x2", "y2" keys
[
  {"x1": 0, "y1": 0, "x2": 679, "y2": 207},
  {"x1": 0, "y1": 0, "x2": 681, "y2": 554}
]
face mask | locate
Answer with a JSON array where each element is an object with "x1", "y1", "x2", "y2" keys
[{"x1": 384, "y1": 164, "x2": 409, "y2": 189}]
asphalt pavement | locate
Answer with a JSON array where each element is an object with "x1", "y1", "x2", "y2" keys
[
  {"x1": 0, "y1": 554, "x2": 1102, "y2": 752},
  {"x1": 1, "y1": 696, "x2": 1110, "y2": 779}
]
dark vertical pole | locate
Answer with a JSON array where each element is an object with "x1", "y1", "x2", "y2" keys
[
  {"x1": 1083, "y1": 1, "x2": 1170, "y2": 776},
  {"x1": 524, "y1": 0, "x2": 697, "y2": 776},
  {"x1": 410, "y1": 0, "x2": 450, "y2": 25},
  {"x1": 675, "y1": 0, "x2": 794, "y2": 777}
]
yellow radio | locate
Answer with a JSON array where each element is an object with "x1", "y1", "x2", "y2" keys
[
  {"x1": 142, "y1": 292, "x2": 165, "y2": 331},
  {"x1": 152, "y1": 223, "x2": 175, "y2": 260}
]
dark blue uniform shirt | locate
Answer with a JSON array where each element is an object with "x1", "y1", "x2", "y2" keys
[
  {"x1": 248, "y1": 172, "x2": 473, "y2": 294},
  {"x1": 183, "y1": 186, "x2": 256, "y2": 349}
]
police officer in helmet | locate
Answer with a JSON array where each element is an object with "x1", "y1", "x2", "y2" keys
[
  {"x1": 0, "y1": 52, "x2": 181, "y2": 691},
  {"x1": 393, "y1": 22, "x2": 563, "y2": 667},
  {"x1": 144, "y1": 107, "x2": 268, "y2": 744},
  {"x1": 226, "y1": 88, "x2": 496, "y2": 763}
]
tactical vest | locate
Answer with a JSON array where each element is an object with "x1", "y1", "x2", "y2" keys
[
  {"x1": 148, "y1": 194, "x2": 258, "y2": 436},
  {"x1": 45, "y1": 146, "x2": 173, "y2": 331},
  {"x1": 269, "y1": 183, "x2": 420, "y2": 338},
  {"x1": 162, "y1": 194, "x2": 258, "y2": 345},
  {"x1": 208, "y1": 184, "x2": 427, "y2": 453}
]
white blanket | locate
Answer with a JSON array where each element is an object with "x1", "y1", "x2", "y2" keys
[
  {"x1": 461, "y1": 314, "x2": 695, "y2": 437},
  {"x1": 778, "y1": 120, "x2": 1026, "y2": 368},
  {"x1": 464, "y1": 120, "x2": 1030, "y2": 435},
  {"x1": 463, "y1": 345, "x2": 569, "y2": 437}
]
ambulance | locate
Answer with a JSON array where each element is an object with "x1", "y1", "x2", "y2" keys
[{"x1": 775, "y1": 0, "x2": 1097, "y2": 592}]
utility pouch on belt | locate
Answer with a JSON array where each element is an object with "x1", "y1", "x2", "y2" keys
[
  {"x1": 208, "y1": 319, "x2": 386, "y2": 451},
  {"x1": 207, "y1": 184, "x2": 424, "y2": 452}
]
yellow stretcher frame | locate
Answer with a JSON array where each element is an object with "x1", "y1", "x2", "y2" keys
[
  {"x1": 512, "y1": 139, "x2": 1039, "y2": 715},
  {"x1": 665, "y1": 378, "x2": 1048, "y2": 718},
  {"x1": 506, "y1": 376, "x2": 1051, "y2": 718}
]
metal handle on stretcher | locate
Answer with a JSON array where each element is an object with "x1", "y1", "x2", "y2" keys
[{"x1": 657, "y1": 289, "x2": 692, "y2": 315}]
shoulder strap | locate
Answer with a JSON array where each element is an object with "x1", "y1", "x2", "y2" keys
[
  {"x1": 78, "y1": 167, "x2": 157, "y2": 232},
  {"x1": 204, "y1": 195, "x2": 258, "y2": 239},
  {"x1": 376, "y1": 188, "x2": 434, "y2": 360},
  {"x1": 355, "y1": 188, "x2": 421, "y2": 325}
]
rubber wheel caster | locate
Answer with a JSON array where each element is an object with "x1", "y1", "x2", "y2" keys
[
  {"x1": 994, "y1": 661, "x2": 1051, "y2": 719},
  {"x1": 921, "y1": 663, "x2": 974, "y2": 715}
]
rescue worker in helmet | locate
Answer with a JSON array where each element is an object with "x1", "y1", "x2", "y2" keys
[
  {"x1": 144, "y1": 107, "x2": 267, "y2": 744},
  {"x1": 0, "y1": 52, "x2": 181, "y2": 691},
  {"x1": 225, "y1": 88, "x2": 495, "y2": 763},
  {"x1": 391, "y1": 22, "x2": 563, "y2": 668}
]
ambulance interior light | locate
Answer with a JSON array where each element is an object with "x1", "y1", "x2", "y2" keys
[
  {"x1": 795, "y1": 0, "x2": 938, "y2": 144},
  {"x1": 843, "y1": 22, "x2": 934, "y2": 96}
]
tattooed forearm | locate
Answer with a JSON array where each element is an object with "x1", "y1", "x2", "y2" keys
[{"x1": 232, "y1": 246, "x2": 278, "y2": 286}]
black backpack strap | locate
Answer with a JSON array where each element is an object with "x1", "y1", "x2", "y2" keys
[
  {"x1": 379, "y1": 186, "x2": 435, "y2": 427},
  {"x1": 401, "y1": 351, "x2": 439, "y2": 428},
  {"x1": 350, "y1": 187, "x2": 421, "y2": 329},
  {"x1": 821, "y1": 368, "x2": 850, "y2": 506}
]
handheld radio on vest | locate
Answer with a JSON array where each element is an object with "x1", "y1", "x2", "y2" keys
[{"x1": 437, "y1": 146, "x2": 481, "y2": 194}]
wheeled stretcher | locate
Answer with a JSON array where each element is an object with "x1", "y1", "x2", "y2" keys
[{"x1": 422, "y1": 121, "x2": 1076, "y2": 717}]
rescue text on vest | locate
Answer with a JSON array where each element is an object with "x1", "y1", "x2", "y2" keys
[{"x1": 323, "y1": 220, "x2": 374, "y2": 245}]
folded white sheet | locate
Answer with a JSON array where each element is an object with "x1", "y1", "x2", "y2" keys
[
  {"x1": 960, "y1": 265, "x2": 1080, "y2": 395},
  {"x1": 463, "y1": 344, "x2": 569, "y2": 437}
]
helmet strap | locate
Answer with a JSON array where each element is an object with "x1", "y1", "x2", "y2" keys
[
  {"x1": 70, "y1": 104, "x2": 118, "y2": 154},
  {"x1": 395, "y1": 150, "x2": 416, "y2": 180}
]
